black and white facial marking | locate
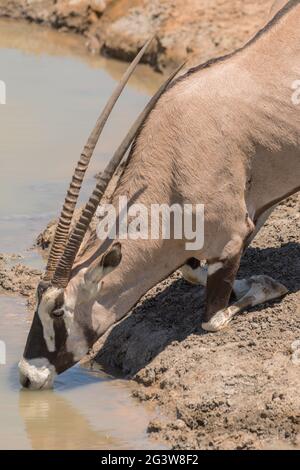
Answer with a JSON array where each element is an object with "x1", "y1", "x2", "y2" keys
[
  {"x1": 19, "y1": 243, "x2": 122, "y2": 390},
  {"x1": 19, "y1": 283, "x2": 76, "y2": 390}
]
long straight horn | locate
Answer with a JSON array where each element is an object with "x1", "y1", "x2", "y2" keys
[
  {"x1": 44, "y1": 37, "x2": 154, "y2": 282},
  {"x1": 52, "y1": 63, "x2": 185, "y2": 288}
]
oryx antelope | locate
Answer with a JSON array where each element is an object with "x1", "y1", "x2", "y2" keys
[{"x1": 20, "y1": 1, "x2": 300, "y2": 389}]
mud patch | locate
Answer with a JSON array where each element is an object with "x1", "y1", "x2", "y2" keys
[{"x1": 0, "y1": 254, "x2": 41, "y2": 309}]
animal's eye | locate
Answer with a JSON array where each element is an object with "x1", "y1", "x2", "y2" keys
[{"x1": 50, "y1": 308, "x2": 64, "y2": 319}]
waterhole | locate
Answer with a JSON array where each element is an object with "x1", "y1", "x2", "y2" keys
[{"x1": 0, "y1": 18, "x2": 164, "y2": 450}]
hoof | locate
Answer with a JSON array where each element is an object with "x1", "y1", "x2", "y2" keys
[{"x1": 201, "y1": 307, "x2": 233, "y2": 332}]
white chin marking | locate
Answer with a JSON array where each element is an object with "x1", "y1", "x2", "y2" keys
[{"x1": 18, "y1": 357, "x2": 56, "y2": 390}]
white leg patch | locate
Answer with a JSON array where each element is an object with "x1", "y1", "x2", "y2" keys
[
  {"x1": 207, "y1": 262, "x2": 223, "y2": 276},
  {"x1": 180, "y1": 264, "x2": 208, "y2": 286}
]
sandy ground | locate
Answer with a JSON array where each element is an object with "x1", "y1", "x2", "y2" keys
[
  {"x1": 1, "y1": 195, "x2": 299, "y2": 449},
  {"x1": 0, "y1": 0, "x2": 277, "y2": 71}
]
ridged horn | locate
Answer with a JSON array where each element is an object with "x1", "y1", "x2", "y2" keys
[
  {"x1": 52, "y1": 62, "x2": 185, "y2": 288},
  {"x1": 43, "y1": 37, "x2": 155, "y2": 281}
]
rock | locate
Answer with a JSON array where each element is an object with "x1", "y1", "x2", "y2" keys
[
  {"x1": 147, "y1": 419, "x2": 163, "y2": 433},
  {"x1": 0, "y1": 255, "x2": 41, "y2": 309},
  {"x1": 90, "y1": 0, "x2": 107, "y2": 14},
  {"x1": 291, "y1": 340, "x2": 300, "y2": 352}
]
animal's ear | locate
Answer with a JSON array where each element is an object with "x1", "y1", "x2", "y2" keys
[{"x1": 84, "y1": 242, "x2": 122, "y2": 286}]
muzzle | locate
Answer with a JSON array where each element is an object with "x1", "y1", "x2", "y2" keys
[{"x1": 19, "y1": 357, "x2": 56, "y2": 390}]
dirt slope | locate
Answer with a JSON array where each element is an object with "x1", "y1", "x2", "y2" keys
[
  {"x1": 1, "y1": 188, "x2": 299, "y2": 449},
  {"x1": 6, "y1": 194, "x2": 300, "y2": 449},
  {"x1": 95, "y1": 195, "x2": 300, "y2": 450},
  {"x1": 0, "y1": 0, "x2": 276, "y2": 70},
  {"x1": 2, "y1": 195, "x2": 298, "y2": 449}
]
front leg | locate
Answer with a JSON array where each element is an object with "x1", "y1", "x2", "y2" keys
[
  {"x1": 180, "y1": 260, "x2": 251, "y2": 300},
  {"x1": 202, "y1": 275, "x2": 288, "y2": 332},
  {"x1": 202, "y1": 244, "x2": 243, "y2": 331}
]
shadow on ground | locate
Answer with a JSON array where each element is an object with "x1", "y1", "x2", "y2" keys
[{"x1": 96, "y1": 242, "x2": 300, "y2": 376}]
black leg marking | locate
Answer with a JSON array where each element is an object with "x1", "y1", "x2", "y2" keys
[{"x1": 203, "y1": 252, "x2": 242, "y2": 324}]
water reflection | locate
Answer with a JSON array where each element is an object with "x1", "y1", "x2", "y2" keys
[
  {"x1": 19, "y1": 390, "x2": 118, "y2": 450},
  {"x1": 0, "y1": 297, "x2": 161, "y2": 450}
]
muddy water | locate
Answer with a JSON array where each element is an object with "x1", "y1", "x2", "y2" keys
[
  {"x1": 0, "y1": 296, "x2": 163, "y2": 449},
  {"x1": 0, "y1": 18, "x2": 161, "y2": 253},
  {"x1": 0, "y1": 19, "x2": 164, "y2": 449}
]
